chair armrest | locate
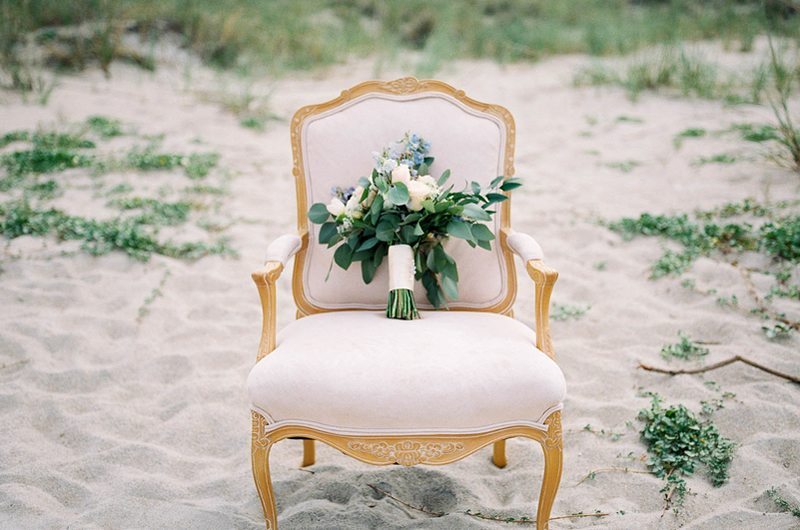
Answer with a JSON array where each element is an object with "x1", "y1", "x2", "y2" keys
[
  {"x1": 265, "y1": 233, "x2": 302, "y2": 265},
  {"x1": 503, "y1": 229, "x2": 558, "y2": 358},
  {"x1": 505, "y1": 230, "x2": 544, "y2": 262},
  {"x1": 252, "y1": 233, "x2": 303, "y2": 362}
]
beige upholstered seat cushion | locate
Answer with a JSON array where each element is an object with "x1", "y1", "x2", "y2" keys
[{"x1": 247, "y1": 311, "x2": 566, "y2": 434}]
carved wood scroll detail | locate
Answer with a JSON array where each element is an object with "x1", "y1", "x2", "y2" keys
[
  {"x1": 347, "y1": 439, "x2": 467, "y2": 466},
  {"x1": 543, "y1": 411, "x2": 563, "y2": 450},
  {"x1": 251, "y1": 411, "x2": 272, "y2": 449}
]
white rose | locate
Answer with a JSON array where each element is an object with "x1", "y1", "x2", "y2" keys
[
  {"x1": 391, "y1": 164, "x2": 411, "y2": 186},
  {"x1": 407, "y1": 179, "x2": 433, "y2": 211},
  {"x1": 345, "y1": 189, "x2": 363, "y2": 219},
  {"x1": 326, "y1": 197, "x2": 346, "y2": 216},
  {"x1": 417, "y1": 174, "x2": 438, "y2": 189}
]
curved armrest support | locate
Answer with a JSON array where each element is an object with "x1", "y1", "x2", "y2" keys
[
  {"x1": 503, "y1": 228, "x2": 558, "y2": 358},
  {"x1": 252, "y1": 262, "x2": 284, "y2": 362},
  {"x1": 526, "y1": 260, "x2": 558, "y2": 359},
  {"x1": 253, "y1": 233, "x2": 305, "y2": 362}
]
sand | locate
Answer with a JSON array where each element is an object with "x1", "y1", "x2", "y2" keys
[{"x1": 1, "y1": 41, "x2": 799, "y2": 529}]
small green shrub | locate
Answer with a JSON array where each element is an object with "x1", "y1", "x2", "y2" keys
[
  {"x1": 551, "y1": 303, "x2": 590, "y2": 321},
  {"x1": 86, "y1": 115, "x2": 123, "y2": 138},
  {"x1": 660, "y1": 331, "x2": 710, "y2": 361},
  {"x1": 767, "y1": 487, "x2": 800, "y2": 519},
  {"x1": 639, "y1": 394, "x2": 735, "y2": 511},
  {"x1": 760, "y1": 216, "x2": 800, "y2": 261}
]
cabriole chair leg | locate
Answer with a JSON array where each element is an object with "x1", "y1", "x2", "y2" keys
[
  {"x1": 252, "y1": 413, "x2": 278, "y2": 529},
  {"x1": 492, "y1": 439, "x2": 507, "y2": 468},
  {"x1": 302, "y1": 439, "x2": 315, "y2": 467},
  {"x1": 535, "y1": 411, "x2": 563, "y2": 530}
]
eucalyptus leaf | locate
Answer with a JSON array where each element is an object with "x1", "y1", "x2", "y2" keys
[
  {"x1": 361, "y1": 258, "x2": 377, "y2": 283},
  {"x1": 308, "y1": 203, "x2": 330, "y2": 224},
  {"x1": 447, "y1": 219, "x2": 474, "y2": 241},
  {"x1": 500, "y1": 177, "x2": 523, "y2": 191},
  {"x1": 437, "y1": 169, "x2": 451, "y2": 186},
  {"x1": 357, "y1": 237, "x2": 380, "y2": 252},
  {"x1": 442, "y1": 275, "x2": 459, "y2": 300},
  {"x1": 471, "y1": 223, "x2": 495, "y2": 241},
  {"x1": 375, "y1": 220, "x2": 396, "y2": 242},
  {"x1": 470, "y1": 181, "x2": 481, "y2": 195},
  {"x1": 485, "y1": 192, "x2": 508, "y2": 204},
  {"x1": 333, "y1": 244, "x2": 354, "y2": 270},
  {"x1": 387, "y1": 182, "x2": 409, "y2": 205},
  {"x1": 369, "y1": 193, "x2": 384, "y2": 223},
  {"x1": 462, "y1": 203, "x2": 492, "y2": 221},
  {"x1": 490, "y1": 175, "x2": 504, "y2": 188},
  {"x1": 318, "y1": 222, "x2": 337, "y2": 244}
]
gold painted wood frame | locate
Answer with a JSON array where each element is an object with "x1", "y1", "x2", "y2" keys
[
  {"x1": 250, "y1": 78, "x2": 564, "y2": 529},
  {"x1": 288, "y1": 76, "x2": 519, "y2": 317},
  {"x1": 251, "y1": 410, "x2": 562, "y2": 530}
]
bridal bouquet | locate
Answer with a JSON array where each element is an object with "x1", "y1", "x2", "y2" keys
[{"x1": 307, "y1": 132, "x2": 521, "y2": 319}]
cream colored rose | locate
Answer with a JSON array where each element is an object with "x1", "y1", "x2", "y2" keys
[
  {"x1": 345, "y1": 189, "x2": 363, "y2": 219},
  {"x1": 326, "y1": 197, "x2": 345, "y2": 216},
  {"x1": 417, "y1": 174, "x2": 437, "y2": 188},
  {"x1": 407, "y1": 179, "x2": 433, "y2": 211},
  {"x1": 391, "y1": 164, "x2": 411, "y2": 186}
]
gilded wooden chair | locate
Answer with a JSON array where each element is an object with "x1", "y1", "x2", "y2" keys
[{"x1": 248, "y1": 77, "x2": 565, "y2": 529}]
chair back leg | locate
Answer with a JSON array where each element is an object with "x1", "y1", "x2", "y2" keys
[
  {"x1": 492, "y1": 439, "x2": 507, "y2": 468},
  {"x1": 302, "y1": 439, "x2": 316, "y2": 467}
]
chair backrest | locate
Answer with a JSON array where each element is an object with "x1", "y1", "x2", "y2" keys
[{"x1": 290, "y1": 77, "x2": 518, "y2": 315}]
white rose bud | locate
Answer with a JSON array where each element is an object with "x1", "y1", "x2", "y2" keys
[
  {"x1": 362, "y1": 188, "x2": 377, "y2": 208},
  {"x1": 391, "y1": 164, "x2": 411, "y2": 186},
  {"x1": 326, "y1": 197, "x2": 346, "y2": 216}
]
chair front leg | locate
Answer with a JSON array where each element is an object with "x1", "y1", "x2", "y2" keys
[
  {"x1": 252, "y1": 412, "x2": 278, "y2": 529},
  {"x1": 536, "y1": 411, "x2": 563, "y2": 530}
]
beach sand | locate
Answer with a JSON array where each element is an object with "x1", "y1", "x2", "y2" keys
[{"x1": 1, "y1": 43, "x2": 798, "y2": 529}]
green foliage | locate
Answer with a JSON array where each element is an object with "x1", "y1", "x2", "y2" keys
[
  {"x1": 123, "y1": 148, "x2": 219, "y2": 179},
  {"x1": 761, "y1": 321, "x2": 793, "y2": 340},
  {"x1": 1, "y1": 148, "x2": 94, "y2": 179},
  {"x1": 639, "y1": 394, "x2": 735, "y2": 511},
  {"x1": 760, "y1": 216, "x2": 800, "y2": 261},
  {"x1": 673, "y1": 127, "x2": 706, "y2": 148},
  {"x1": 608, "y1": 211, "x2": 765, "y2": 278},
  {"x1": 0, "y1": 200, "x2": 232, "y2": 261},
  {"x1": 767, "y1": 487, "x2": 800, "y2": 519},
  {"x1": 694, "y1": 153, "x2": 739, "y2": 165},
  {"x1": 660, "y1": 331, "x2": 709, "y2": 361},
  {"x1": 86, "y1": 115, "x2": 123, "y2": 138},
  {"x1": 729, "y1": 123, "x2": 780, "y2": 143},
  {"x1": 605, "y1": 160, "x2": 640, "y2": 173},
  {"x1": 551, "y1": 303, "x2": 590, "y2": 321},
  {"x1": 108, "y1": 196, "x2": 191, "y2": 226}
]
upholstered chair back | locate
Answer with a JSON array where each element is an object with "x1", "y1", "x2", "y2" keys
[{"x1": 290, "y1": 78, "x2": 518, "y2": 314}]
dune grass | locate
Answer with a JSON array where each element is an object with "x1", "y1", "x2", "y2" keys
[{"x1": 2, "y1": 0, "x2": 799, "y2": 91}]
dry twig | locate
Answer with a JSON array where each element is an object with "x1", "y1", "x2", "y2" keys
[
  {"x1": 574, "y1": 466, "x2": 655, "y2": 486},
  {"x1": 639, "y1": 355, "x2": 799, "y2": 384}
]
